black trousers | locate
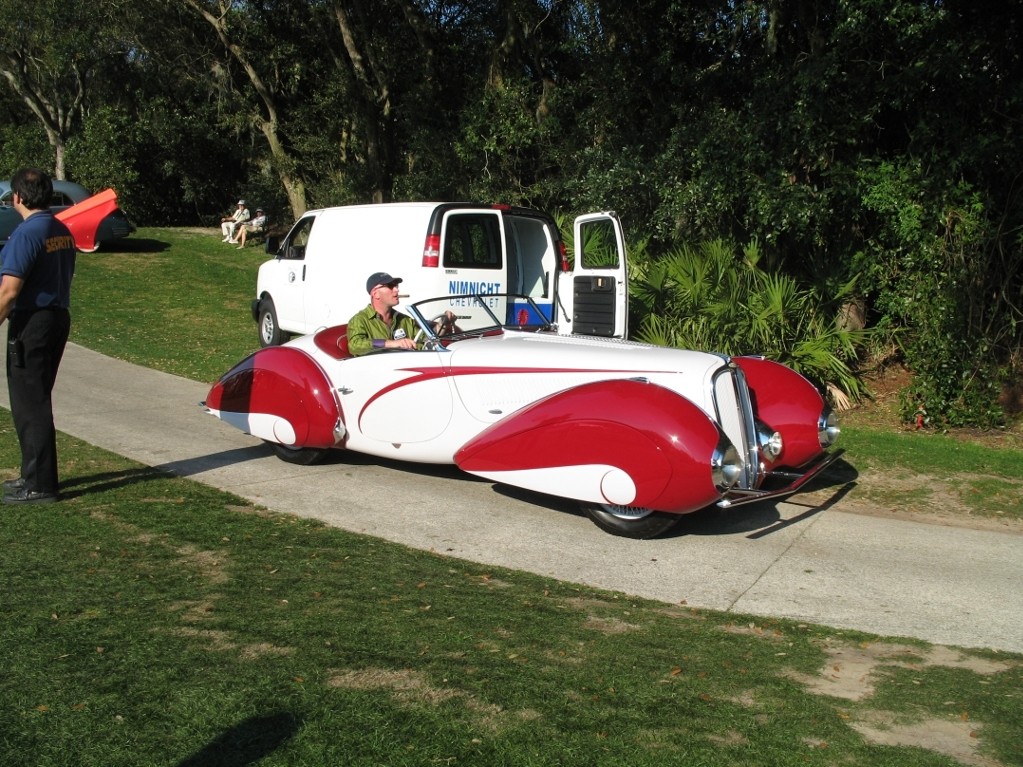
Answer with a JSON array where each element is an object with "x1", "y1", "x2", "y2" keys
[{"x1": 7, "y1": 308, "x2": 71, "y2": 493}]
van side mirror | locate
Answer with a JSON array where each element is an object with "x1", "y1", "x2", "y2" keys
[{"x1": 265, "y1": 235, "x2": 280, "y2": 255}]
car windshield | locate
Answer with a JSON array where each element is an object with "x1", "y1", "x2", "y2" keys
[{"x1": 409, "y1": 293, "x2": 553, "y2": 340}]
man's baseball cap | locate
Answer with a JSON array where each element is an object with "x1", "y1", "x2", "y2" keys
[
  {"x1": 237, "y1": 199, "x2": 246, "y2": 205},
  {"x1": 367, "y1": 272, "x2": 402, "y2": 293}
]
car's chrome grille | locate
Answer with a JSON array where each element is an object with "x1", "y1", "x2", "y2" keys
[{"x1": 712, "y1": 363, "x2": 760, "y2": 490}]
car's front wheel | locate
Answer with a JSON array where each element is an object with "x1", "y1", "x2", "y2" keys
[
  {"x1": 257, "y1": 298, "x2": 288, "y2": 347},
  {"x1": 269, "y1": 443, "x2": 329, "y2": 465},
  {"x1": 580, "y1": 502, "x2": 681, "y2": 539}
]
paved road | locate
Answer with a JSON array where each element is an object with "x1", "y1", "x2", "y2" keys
[{"x1": 5, "y1": 338, "x2": 1022, "y2": 653}]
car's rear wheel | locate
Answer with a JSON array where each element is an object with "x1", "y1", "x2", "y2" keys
[
  {"x1": 257, "y1": 298, "x2": 288, "y2": 347},
  {"x1": 269, "y1": 443, "x2": 329, "y2": 465},
  {"x1": 580, "y1": 502, "x2": 681, "y2": 539}
]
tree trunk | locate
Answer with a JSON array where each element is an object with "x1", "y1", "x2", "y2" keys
[
  {"x1": 332, "y1": 0, "x2": 393, "y2": 203},
  {"x1": 180, "y1": 0, "x2": 308, "y2": 219}
]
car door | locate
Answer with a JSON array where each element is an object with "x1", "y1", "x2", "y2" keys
[
  {"x1": 556, "y1": 213, "x2": 628, "y2": 338},
  {"x1": 335, "y1": 347, "x2": 459, "y2": 460}
]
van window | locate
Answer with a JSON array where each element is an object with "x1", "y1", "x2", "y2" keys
[
  {"x1": 443, "y1": 214, "x2": 501, "y2": 269},
  {"x1": 282, "y1": 216, "x2": 315, "y2": 261},
  {"x1": 579, "y1": 217, "x2": 620, "y2": 269}
]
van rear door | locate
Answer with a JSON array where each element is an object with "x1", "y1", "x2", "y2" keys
[
  {"x1": 433, "y1": 209, "x2": 509, "y2": 326},
  {"x1": 430, "y1": 206, "x2": 563, "y2": 328},
  {"x1": 556, "y1": 212, "x2": 628, "y2": 338}
]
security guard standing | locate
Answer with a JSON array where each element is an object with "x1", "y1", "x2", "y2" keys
[{"x1": 0, "y1": 167, "x2": 76, "y2": 504}]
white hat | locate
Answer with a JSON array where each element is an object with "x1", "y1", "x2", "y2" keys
[{"x1": 237, "y1": 199, "x2": 246, "y2": 205}]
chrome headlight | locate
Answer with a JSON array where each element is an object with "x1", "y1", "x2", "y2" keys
[
  {"x1": 818, "y1": 407, "x2": 840, "y2": 447},
  {"x1": 757, "y1": 420, "x2": 783, "y2": 461},
  {"x1": 711, "y1": 438, "x2": 744, "y2": 492}
]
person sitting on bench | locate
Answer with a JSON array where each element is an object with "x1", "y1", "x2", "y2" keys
[{"x1": 235, "y1": 208, "x2": 267, "y2": 248}]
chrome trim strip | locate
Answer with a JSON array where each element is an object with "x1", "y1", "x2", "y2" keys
[{"x1": 730, "y1": 362, "x2": 761, "y2": 489}]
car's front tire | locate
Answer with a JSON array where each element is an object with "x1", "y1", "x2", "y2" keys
[
  {"x1": 580, "y1": 502, "x2": 681, "y2": 539},
  {"x1": 257, "y1": 298, "x2": 288, "y2": 347},
  {"x1": 269, "y1": 443, "x2": 329, "y2": 465}
]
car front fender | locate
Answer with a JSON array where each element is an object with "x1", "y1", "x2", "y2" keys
[
  {"x1": 734, "y1": 356, "x2": 826, "y2": 469},
  {"x1": 455, "y1": 378, "x2": 723, "y2": 513}
]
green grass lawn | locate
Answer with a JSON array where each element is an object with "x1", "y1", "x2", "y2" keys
[
  {"x1": 71, "y1": 227, "x2": 261, "y2": 384},
  {"x1": 2, "y1": 419, "x2": 1020, "y2": 766},
  {"x1": 1, "y1": 228, "x2": 1020, "y2": 765}
]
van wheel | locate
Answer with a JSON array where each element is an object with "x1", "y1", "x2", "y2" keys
[
  {"x1": 257, "y1": 298, "x2": 288, "y2": 347},
  {"x1": 270, "y1": 443, "x2": 329, "y2": 465},
  {"x1": 580, "y1": 502, "x2": 681, "y2": 539}
]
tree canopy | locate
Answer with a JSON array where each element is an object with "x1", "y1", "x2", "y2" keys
[{"x1": 1, "y1": 0, "x2": 1020, "y2": 425}]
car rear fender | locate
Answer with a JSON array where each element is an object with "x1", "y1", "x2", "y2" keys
[
  {"x1": 204, "y1": 346, "x2": 344, "y2": 449},
  {"x1": 454, "y1": 378, "x2": 724, "y2": 513}
]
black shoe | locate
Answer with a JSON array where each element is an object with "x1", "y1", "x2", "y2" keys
[
  {"x1": 3, "y1": 477, "x2": 25, "y2": 492},
  {"x1": 3, "y1": 487, "x2": 60, "y2": 505}
]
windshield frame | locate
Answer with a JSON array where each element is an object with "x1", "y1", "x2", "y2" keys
[{"x1": 407, "y1": 292, "x2": 555, "y2": 346}]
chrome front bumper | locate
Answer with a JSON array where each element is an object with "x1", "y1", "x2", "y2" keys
[{"x1": 716, "y1": 449, "x2": 844, "y2": 509}]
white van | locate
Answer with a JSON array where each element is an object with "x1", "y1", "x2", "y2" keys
[{"x1": 252, "y1": 203, "x2": 628, "y2": 346}]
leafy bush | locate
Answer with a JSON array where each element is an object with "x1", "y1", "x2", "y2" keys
[
  {"x1": 854, "y1": 160, "x2": 1015, "y2": 428},
  {"x1": 630, "y1": 239, "x2": 869, "y2": 406}
]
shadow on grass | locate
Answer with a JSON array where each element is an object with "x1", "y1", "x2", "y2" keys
[
  {"x1": 175, "y1": 711, "x2": 301, "y2": 767},
  {"x1": 59, "y1": 467, "x2": 173, "y2": 498},
  {"x1": 99, "y1": 237, "x2": 172, "y2": 254}
]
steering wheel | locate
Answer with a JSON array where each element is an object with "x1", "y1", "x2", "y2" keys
[
  {"x1": 413, "y1": 317, "x2": 441, "y2": 346},
  {"x1": 414, "y1": 313, "x2": 467, "y2": 346}
]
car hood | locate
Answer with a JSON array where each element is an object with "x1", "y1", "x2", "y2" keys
[{"x1": 443, "y1": 331, "x2": 729, "y2": 425}]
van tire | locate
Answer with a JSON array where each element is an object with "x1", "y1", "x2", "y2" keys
[{"x1": 257, "y1": 298, "x2": 288, "y2": 347}]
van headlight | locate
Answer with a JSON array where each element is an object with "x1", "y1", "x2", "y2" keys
[
  {"x1": 818, "y1": 407, "x2": 840, "y2": 447},
  {"x1": 711, "y1": 438, "x2": 744, "y2": 491}
]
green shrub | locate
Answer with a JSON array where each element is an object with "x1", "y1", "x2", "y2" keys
[
  {"x1": 630, "y1": 239, "x2": 869, "y2": 406},
  {"x1": 855, "y1": 160, "x2": 1013, "y2": 428}
]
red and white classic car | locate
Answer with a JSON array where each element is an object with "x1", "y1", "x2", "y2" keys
[{"x1": 203, "y1": 293, "x2": 841, "y2": 538}]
